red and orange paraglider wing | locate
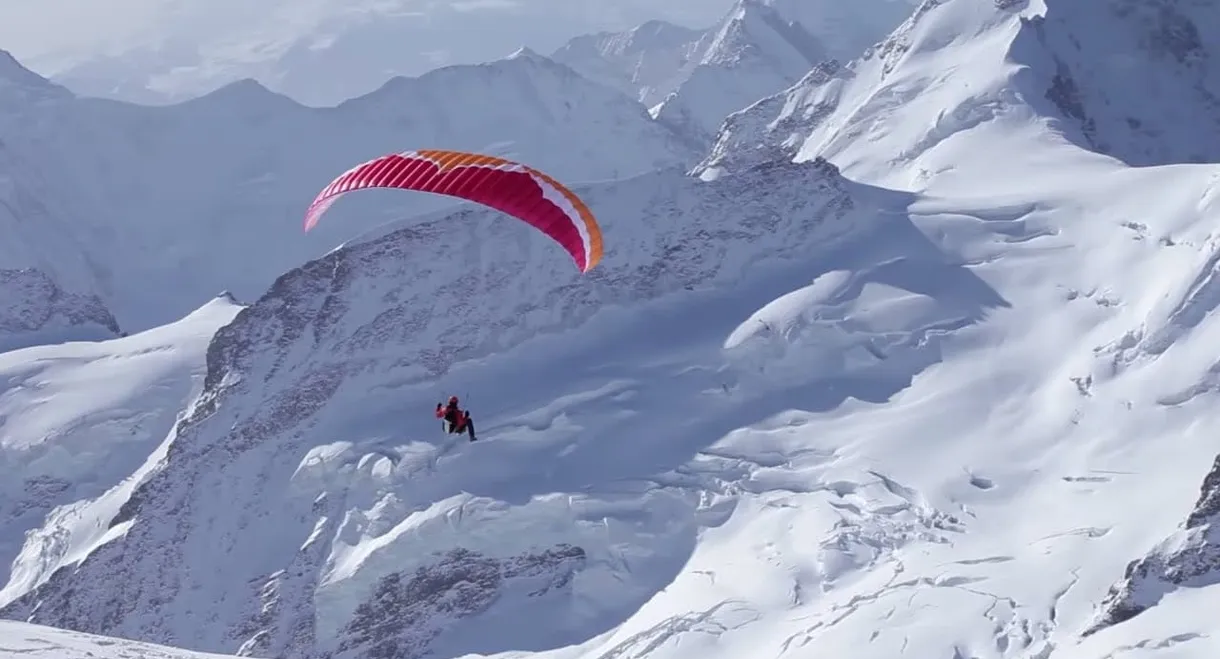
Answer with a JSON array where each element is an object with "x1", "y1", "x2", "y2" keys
[{"x1": 303, "y1": 149, "x2": 603, "y2": 272}]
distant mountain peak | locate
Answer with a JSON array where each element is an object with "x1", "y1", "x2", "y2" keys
[
  {"x1": 0, "y1": 38, "x2": 696, "y2": 335},
  {"x1": 645, "y1": 0, "x2": 829, "y2": 146},
  {"x1": 699, "y1": 0, "x2": 827, "y2": 68},
  {"x1": 0, "y1": 49, "x2": 72, "y2": 103},
  {"x1": 174, "y1": 77, "x2": 300, "y2": 112},
  {"x1": 506, "y1": 45, "x2": 543, "y2": 61}
]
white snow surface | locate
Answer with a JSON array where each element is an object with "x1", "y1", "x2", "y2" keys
[
  {"x1": 0, "y1": 46, "x2": 695, "y2": 334},
  {"x1": 0, "y1": 153, "x2": 899, "y2": 658},
  {"x1": 0, "y1": 0, "x2": 739, "y2": 106},
  {"x1": 0, "y1": 295, "x2": 241, "y2": 608},
  {"x1": 0, "y1": 620, "x2": 237, "y2": 659},
  {"x1": 698, "y1": 0, "x2": 1220, "y2": 185},
  {"x1": 3, "y1": 0, "x2": 1220, "y2": 658}
]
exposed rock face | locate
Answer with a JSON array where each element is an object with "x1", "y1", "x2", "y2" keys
[
  {"x1": 0, "y1": 267, "x2": 121, "y2": 351},
  {"x1": 699, "y1": 0, "x2": 1220, "y2": 180},
  {"x1": 1019, "y1": 0, "x2": 1220, "y2": 166},
  {"x1": 0, "y1": 157, "x2": 879, "y2": 657},
  {"x1": 1087, "y1": 454, "x2": 1220, "y2": 634},
  {"x1": 651, "y1": 0, "x2": 831, "y2": 146},
  {"x1": 335, "y1": 545, "x2": 586, "y2": 659}
]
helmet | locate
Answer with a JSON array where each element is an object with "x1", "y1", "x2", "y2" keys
[{"x1": 448, "y1": 395, "x2": 459, "y2": 404}]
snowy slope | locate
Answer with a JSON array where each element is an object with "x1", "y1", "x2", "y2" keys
[
  {"x1": 0, "y1": 157, "x2": 909, "y2": 657},
  {"x1": 14, "y1": 120, "x2": 1220, "y2": 657},
  {"x1": 0, "y1": 620, "x2": 237, "y2": 659},
  {"x1": 0, "y1": 47, "x2": 695, "y2": 335},
  {"x1": 0, "y1": 0, "x2": 737, "y2": 106},
  {"x1": 679, "y1": 0, "x2": 1220, "y2": 653},
  {"x1": 0, "y1": 295, "x2": 241, "y2": 608},
  {"x1": 7, "y1": 0, "x2": 1220, "y2": 658},
  {"x1": 698, "y1": 0, "x2": 1220, "y2": 185},
  {"x1": 1089, "y1": 454, "x2": 1220, "y2": 635}
]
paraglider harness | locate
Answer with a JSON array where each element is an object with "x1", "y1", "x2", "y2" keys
[{"x1": 436, "y1": 397, "x2": 477, "y2": 441}]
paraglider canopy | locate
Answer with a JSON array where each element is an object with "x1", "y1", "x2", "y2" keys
[{"x1": 303, "y1": 149, "x2": 603, "y2": 272}]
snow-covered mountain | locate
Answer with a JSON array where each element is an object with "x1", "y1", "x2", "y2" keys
[
  {"x1": 0, "y1": 269, "x2": 120, "y2": 352},
  {"x1": 0, "y1": 156, "x2": 905, "y2": 657},
  {"x1": 1015, "y1": 0, "x2": 1220, "y2": 166},
  {"x1": 553, "y1": 0, "x2": 919, "y2": 145},
  {"x1": 0, "y1": 46, "x2": 695, "y2": 338},
  {"x1": 1088, "y1": 454, "x2": 1220, "y2": 635},
  {"x1": 551, "y1": 20, "x2": 705, "y2": 108},
  {"x1": 550, "y1": 0, "x2": 832, "y2": 148},
  {"x1": 0, "y1": 0, "x2": 738, "y2": 106},
  {"x1": 695, "y1": 0, "x2": 1024, "y2": 183},
  {"x1": 769, "y1": 0, "x2": 918, "y2": 65},
  {"x1": 698, "y1": 0, "x2": 1220, "y2": 185},
  {"x1": 649, "y1": 0, "x2": 828, "y2": 147},
  {"x1": 0, "y1": 296, "x2": 240, "y2": 606},
  {"x1": 6, "y1": 0, "x2": 1220, "y2": 657}
]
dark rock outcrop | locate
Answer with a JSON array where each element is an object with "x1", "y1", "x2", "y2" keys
[{"x1": 1087, "y1": 454, "x2": 1220, "y2": 634}]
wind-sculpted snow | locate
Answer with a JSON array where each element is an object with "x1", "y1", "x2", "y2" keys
[
  {"x1": 0, "y1": 46, "x2": 695, "y2": 334},
  {"x1": 15, "y1": 119, "x2": 1220, "y2": 659},
  {"x1": 691, "y1": 17, "x2": 1220, "y2": 647},
  {"x1": 0, "y1": 157, "x2": 1015, "y2": 658}
]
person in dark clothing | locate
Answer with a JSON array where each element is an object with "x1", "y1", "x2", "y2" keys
[{"x1": 435, "y1": 395, "x2": 477, "y2": 441}]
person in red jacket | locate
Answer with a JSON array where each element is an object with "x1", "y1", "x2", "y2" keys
[{"x1": 435, "y1": 395, "x2": 477, "y2": 441}]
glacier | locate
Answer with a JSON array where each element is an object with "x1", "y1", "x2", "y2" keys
[{"x1": 1, "y1": 0, "x2": 1219, "y2": 658}]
